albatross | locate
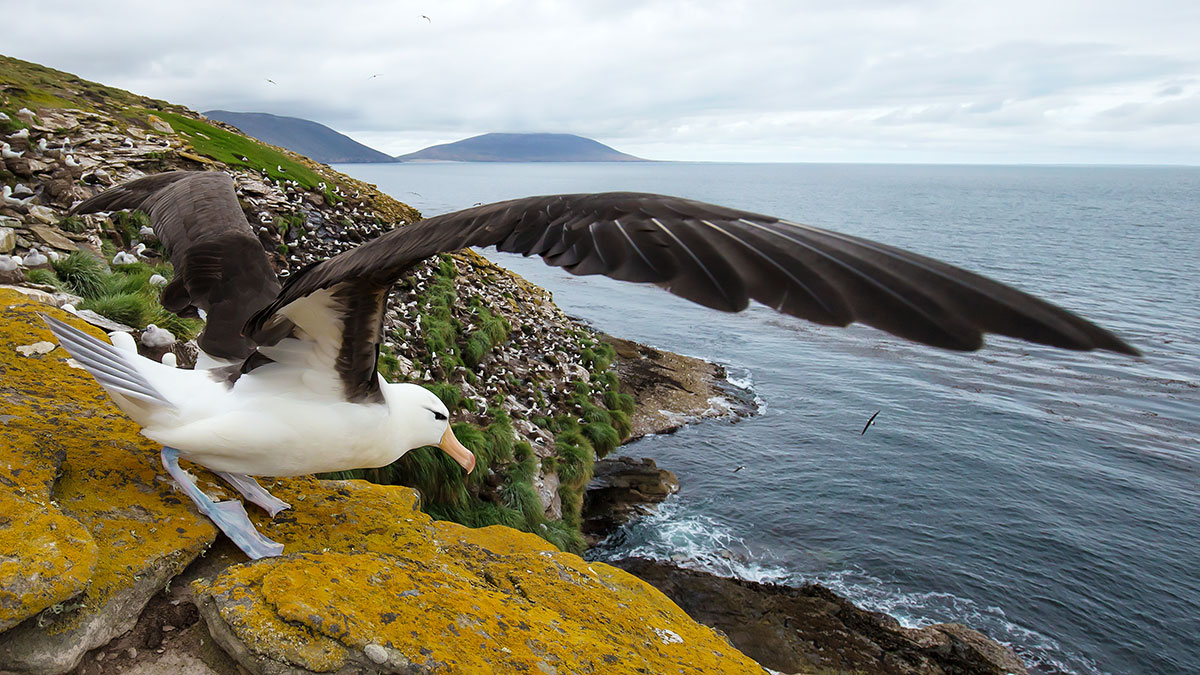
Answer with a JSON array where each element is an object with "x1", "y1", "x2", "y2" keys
[{"x1": 45, "y1": 170, "x2": 1137, "y2": 559}]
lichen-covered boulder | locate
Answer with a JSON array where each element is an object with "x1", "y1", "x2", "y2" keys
[
  {"x1": 0, "y1": 290, "x2": 216, "y2": 673},
  {"x1": 193, "y1": 478, "x2": 765, "y2": 674}
]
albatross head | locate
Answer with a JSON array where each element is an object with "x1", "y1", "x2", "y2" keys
[{"x1": 384, "y1": 382, "x2": 475, "y2": 474}]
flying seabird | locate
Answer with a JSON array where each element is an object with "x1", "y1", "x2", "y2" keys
[
  {"x1": 48, "y1": 170, "x2": 1137, "y2": 559},
  {"x1": 861, "y1": 410, "x2": 881, "y2": 435}
]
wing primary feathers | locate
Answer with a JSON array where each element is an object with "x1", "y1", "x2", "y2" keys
[
  {"x1": 735, "y1": 217, "x2": 956, "y2": 331},
  {"x1": 648, "y1": 217, "x2": 733, "y2": 307},
  {"x1": 611, "y1": 219, "x2": 664, "y2": 275},
  {"x1": 697, "y1": 218, "x2": 837, "y2": 318}
]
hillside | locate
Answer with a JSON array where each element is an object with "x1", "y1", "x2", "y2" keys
[
  {"x1": 202, "y1": 110, "x2": 396, "y2": 163},
  {"x1": 398, "y1": 132, "x2": 646, "y2": 162}
]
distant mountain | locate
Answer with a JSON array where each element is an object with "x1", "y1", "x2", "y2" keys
[
  {"x1": 397, "y1": 133, "x2": 646, "y2": 162},
  {"x1": 202, "y1": 110, "x2": 395, "y2": 163}
]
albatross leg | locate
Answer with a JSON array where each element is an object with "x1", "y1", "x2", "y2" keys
[
  {"x1": 160, "y1": 447, "x2": 284, "y2": 559},
  {"x1": 215, "y1": 471, "x2": 292, "y2": 517}
]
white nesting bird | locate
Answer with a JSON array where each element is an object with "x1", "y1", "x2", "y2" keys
[
  {"x1": 112, "y1": 251, "x2": 138, "y2": 265},
  {"x1": 1, "y1": 142, "x2": 23, "y2": 159},
  {"x1": 0, "y1": 112, "x2": 9, "y2": 121},
  {"x1": 46, "y1": 170, "x2": 1135, "y2": 561},
  {"x1": 139, "y1": 225, "x2": 156, "y2": 239},
  {"x1": 2, "y1": 185, "x2": 33, "y2": 207},
  {"x1": 23, "y1": 249, "x2": 48, "y2": 267},
  {"x1": 140, "y1": 323, "x2": 176, "y2": 348},
  {"x1": 9, "y1": 128, "x2": 29, "y2": 140},
  {"x1": 149, "y1": 273, "x2": 168, "y2": 287},
  {"x1": 65, "y1": 155, "x2": 81, "y2": 168},
  {"x1": 36, "y1": 138, "x2": 48, "y2": 154},
  {"x1": 0, "y1": 255, "x2": 17, "y2": 272}
]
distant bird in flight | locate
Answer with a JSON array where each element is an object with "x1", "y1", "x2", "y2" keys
[
  {"x1": 369, "y1": 74, "x2": 384, "y2": 80},
  {"x1": 50, "y1": 171, "x2": 1137, "y2": 559},
  {"x1": 861, "y1": 410, "x2": 881, "y2": 435},
  {"x1": 420, "y1": 14, "x2": 431, "y2": 22},
  {"x1": 265, "y1": 79, "x2": 276, "y2": 85}
]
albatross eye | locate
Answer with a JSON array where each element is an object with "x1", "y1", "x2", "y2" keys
[{"x1": 433, "y1": 411, "x2": 447, "y2": 422}]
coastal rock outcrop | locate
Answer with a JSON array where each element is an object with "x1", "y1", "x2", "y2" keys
[
  {"x1": 613, "y1": 558, "x2": 1028, "y2": 675},
  {"x1": 603, "y1": 335, "x2": 754, "y2": 440},
  {"x1": 582, "y1": 456, "x2": 679, "y2": 544}
]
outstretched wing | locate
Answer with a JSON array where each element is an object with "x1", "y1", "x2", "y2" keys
[
  {"x1": 245, "y1": 192, "x2": 1137, "y2": 402},
  {"x1": 73, "y1": 171, "x2": 280, "y2": 360}
]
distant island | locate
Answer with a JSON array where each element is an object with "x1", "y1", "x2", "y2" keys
[
  {"x1": 398, "y1": 133, "x2": 646, "y2": 162},
  {"x1": 201, "y1": 112, "x2": 646, "y2": 164},
  {"x1": 203, "y1": 110, "x2": 395, "y2": 163}
]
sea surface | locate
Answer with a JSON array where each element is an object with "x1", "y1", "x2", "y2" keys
[{"x1": 334, "y1": 161, "x2": 1200, "y2": 675}]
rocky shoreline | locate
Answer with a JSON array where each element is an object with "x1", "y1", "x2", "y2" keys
[{"x1": 589, "y1": 351, "x2": 1029, "y2": 674}]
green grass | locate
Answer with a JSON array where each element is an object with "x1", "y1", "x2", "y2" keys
[
  {"x1": 25, "y1": 268, "x2": 61, "y2": 288},
  {"x1": 51, "y1": 250, "x2": 107, "y2": 298},
  {"x1": 79, "y1": 292, "x2": 149, "y2": 327},
  {"x1": 51, "y1": 248, "x2": 201, "y2": 338},
  {"x1": 150, "y1": 110, "x2": 325, "y2": 189}
]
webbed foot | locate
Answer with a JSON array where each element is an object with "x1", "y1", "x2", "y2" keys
[
  {"x1": 161, "y1": 447, "x2": 284, "y2": 559},
  {"x1": 216, "y1": 471, "x2": 291, "y2": 517}
]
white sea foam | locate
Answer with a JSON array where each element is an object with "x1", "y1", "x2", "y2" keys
[
  {"x1": 592, "y1": 497, "x2": 1106, "y2": 675},
  {"x1": 722, "y1": 366, "x2": 768, "y2": 415}
]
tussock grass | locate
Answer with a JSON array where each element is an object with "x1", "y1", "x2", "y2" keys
[
  {"x1": 79, "y1": 292, "x2": 148, "y2": 327},
  {"x1": 52, "y1": 248, "x2": 201, "y2": 339},
  {"x1": 52, "y1": 250, "x2": 107, "y2": 299},
  {"x1": 25, "y1": 268, "x2": 61, "y2": 288}
]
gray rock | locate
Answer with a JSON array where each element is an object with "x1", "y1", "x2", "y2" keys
[
  {"x1": 28, "y1": 205, "x2": 59, "y2": 225},
  {"x1": 0, "y1": 547, "x2": 207, "y2": 674},
  {"x1": 613, "y1": 558, "x2": 1029, "y2": 675},
  {"x1": 582, "y1": 457, "x2": 679, "y2": 544},
  {"x1": 0, "y1": 226, "x2": 14, "y2": 253},
  {"x1": 28, "y1": 224, "x2": 76, "y2": 251}
]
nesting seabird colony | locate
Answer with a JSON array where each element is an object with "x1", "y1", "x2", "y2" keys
[{"x1": 45, "y1": 170, "x2": 1137, "y2": 559}]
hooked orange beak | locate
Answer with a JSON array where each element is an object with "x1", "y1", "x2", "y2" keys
[{"x1": 439, "y1": 427, "x2": 475, "y2": 474}]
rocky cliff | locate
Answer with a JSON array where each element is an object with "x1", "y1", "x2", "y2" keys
[{"x1": 0, "y1": 291, "x2": 763, "y2": 673}]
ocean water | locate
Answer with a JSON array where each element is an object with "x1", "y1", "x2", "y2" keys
[{"x1": 334, "y1": 162, "x2": 1200, "y2": 675}]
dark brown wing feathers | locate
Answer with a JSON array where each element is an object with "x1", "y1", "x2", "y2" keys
[
  {"x1": 73, "y1": 172, "x2": 280, "y2": 360},
  {"x1": 81, "y1": 173, "x2": 1140, "y2": 399},
  {"x1": 248, "y1": 192, "x2": 1137, "y2": 358}
]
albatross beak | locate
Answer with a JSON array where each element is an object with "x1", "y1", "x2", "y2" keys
[{"x1": 439, "y1": 427, "x2": 475, "y2": 474}]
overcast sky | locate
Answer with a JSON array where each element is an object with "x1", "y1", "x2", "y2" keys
[{"x1": 5, "y1": 1, "x2": 1198, "y2": 163}]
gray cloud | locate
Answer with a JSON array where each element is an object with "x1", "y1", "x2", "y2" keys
[{"x1": 3, "y1": 0, "x2": 1198, "y2": 163}]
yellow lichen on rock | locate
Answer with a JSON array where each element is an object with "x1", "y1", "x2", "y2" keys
[
  {"x1": 0, "y1": 490, "x2": 97, "y2": 632},
  {"x1": 0, "y1": 291, "x2": 215, "y2": 671},
  {"x1": 194, "y1": 477, "x2": 763, "y2": 674}
]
